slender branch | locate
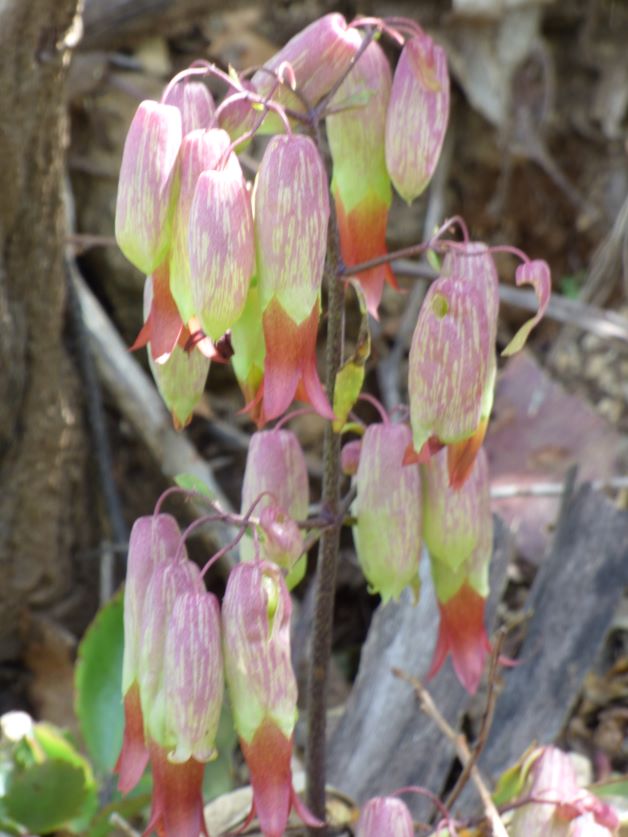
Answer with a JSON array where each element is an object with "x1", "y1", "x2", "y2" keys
[
  {"x1": 305, "y1": 131, "x2": 345, "y2": 831},
  {"x1": 393, "y1": 669, "x2": 509, "y2": 837},
  {"x1": 443, "y1": 629, "x2": 505, "y2": 811}
]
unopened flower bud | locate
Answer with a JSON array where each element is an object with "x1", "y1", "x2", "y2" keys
[
  {"x1": 116, "y1": 512, "x2": 184, "y2": 793},
  {"x1": 407, "y1": 271, "x2": 494, "y2": 488},
  {"x1": 139, "y1": 559, "x2": 205, "y2": 746},
  {"x1": 163, "y1": 80, "x2": 215, "y2": 134},
  {"x1": 115, "y1": 100, "x2": 182, "y2": 274},
  {"x1": 341, "y1": 439, "x2": 362, "y2": 475},
  {"x1": 169, "y1": 127, "x2": 234, "y2": 323},
  {"x1": 259, "y1": 504, "x2": 304, "y2": 571},
  {"x1": 353, "y1": 422, "x2": 422, "y2": 603},
  {"x1": 188, "y1": 158, "x2": 254, "y2": 339},
  {"x1": 164, "y1": 591, "x2": 224, "y2": 764},
  {"x1": 240, "y1": 429, "x2": 309, "y2": 566},
  {"x1": 251, "y1": 14, "x2": 361, "y2": 129},
  {"x1": 327, "y1": 39, "x2": 394, "y2": 316},
  {"x1": 386, "y1": 32, "x2": 449, "y2": 204},
  {"x1": 357, "y1": 796, "x2": 414, "y2": 837},
  {"x1": 255, "y1": 134, "x2": 330, "y2": 324},
  {"x1": 222, "y1": 561, "x2": 320, "y2": 836}
]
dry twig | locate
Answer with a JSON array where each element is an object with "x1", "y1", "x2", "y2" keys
[{"x1": 392, "y1": 667, "x2": 509, "y2": 837}]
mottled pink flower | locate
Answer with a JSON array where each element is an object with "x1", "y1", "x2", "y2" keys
[
  {"x1": 188, "y1": 158, "x2": 254, "y2": 340},
  {"x1": 357, "y1": 796, "x2": 414, "y2": 837},
  {"x1": 240, "y1": 429, "x2": 309, "y2": 568},
  {"x1": 386, "y1": 32, "x2": 449, "y2": 204},
  {"x1": 253, "y1": 134, "x2": 331, "y2": 421},
  {"x1": 163, "y1": 79, "x2": 215, "y2": 134},
  {"x1": 327, "y1": 39, "x2": 395, "y2": 317},
  {"x1": 222, "y1": 561, "x2": 321, "y2": 837},
  {"x1": 408, "y1": 243, "x2": 499, "y2": 487},
  {"x1": 115, "y1": 100, "x2": 182, "y2": 274},
  {"x1": 116, "y1": 513, "x2": 184, "y2": 793},
  {"x1": 169, "y1": 127, "x2": 234, "y2": 323},
  {"x1": 352, "y1": 422, "x2": 422, "y2": 603},
  {"x1": 425, "y1": 448, "x2": 493, "y2": 694}
]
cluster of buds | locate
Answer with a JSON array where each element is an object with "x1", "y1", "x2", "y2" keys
[
  {"x1": 116, "y1": 513, "x2": 222, "y2": 836},
  {"x1": 114, "y1": 12, "x2": 457, "y2": 428},
  {"x1": 116, "y1": 505, "x2": 317, "y2": 836}
]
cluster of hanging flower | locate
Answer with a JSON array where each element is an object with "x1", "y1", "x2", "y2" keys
[
  {"x1": 116, "y1": 507, "x2": 321, "y2": 837},
  {"x1": 113, "y1": 9, "x2": 555, "y2": 834},
  {"x1": 114, "y1": 12, "x2": 457, "y2": 428}
]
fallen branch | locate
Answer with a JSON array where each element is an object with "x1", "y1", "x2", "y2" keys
[{"x1": 393, "y1": 668, "x2": 509, "y2": 837}]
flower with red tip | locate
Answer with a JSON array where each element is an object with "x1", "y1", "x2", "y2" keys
[
  {"x1": 116, "y1": 513, "x2": 184, "y2": 794},
  {"x1": 130, "y1": 263, "x2": 184, "y2": 364},
  {"x1": 222, "y1": 561, "x2": 322, "y2": 837},
  {"x1": 407, "y1": 265, "x2": 495, "y2": 488},
  {"x1": 135, "y1": 273, "x2": 210, "y2": 428},
  {"x1": 510, "y1": 746, "x2": 619, "y2": 837},
  {"x1": 169, "y1": 127, "x2": 235, "y2": 323},
  {"x1": 253, "y1": 134, "x2": 332, "y2": 421},
  {"x1": 424, "y1": 448, "x2": 492, "y2": 694},
  {"x1": 188, "y1": 157, "x2": 254, "y2": 340},
  {"x1": 385, "y1": 31, "x2": 449, "y2": 204},
  {"x1": 357, "y1": 796, "x2": 414, "y2": 837},
  {"x1": 327, "y1": 39, "x2": 396, "y2": 317},
  {"x1": 144, "y1": 590, "x2": 223, "y2": 837},
  {"x1": 115, "y1": 100, "x2": 182, "y2": 274},
  {"x1": 239, "y1": 429, "x2": 309, "y2": 569},
  {"x1": 352, "y1": 422, "x2": 422, "y2": 603},
  {"x1": 139, "y1": 559, "x2": 226, "y2": 837},
  {"x1": 163, "y1": 80, "x2": 215, "y2": 134}
]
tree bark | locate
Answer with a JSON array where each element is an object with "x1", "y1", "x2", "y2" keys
[{"x1": 0, "y1": 0, "x2": 88, "y2": 661}]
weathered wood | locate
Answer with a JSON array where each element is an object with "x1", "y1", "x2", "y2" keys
[
  {"x1": 469, "y1": 484, "x2": 628, "y2": 790},
  {"x1": 327, "y1": 517, "x2": 514, "y2": 819}
]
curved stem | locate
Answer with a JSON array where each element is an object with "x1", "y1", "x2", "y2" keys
[{"x1": 358, "y1": 392, "x2": 390, "y2": 423}]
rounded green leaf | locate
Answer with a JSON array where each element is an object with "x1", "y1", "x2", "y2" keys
[
  {"x1": 4, "y1": 760, "x2": 88, "y2": 833},
  {"x1": 75, "y1": 591, "x2": 124, "y2": 773}
]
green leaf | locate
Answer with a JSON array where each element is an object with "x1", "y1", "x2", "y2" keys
[
  {"x1": 332, "y1": 280, "x2": 371, "y2": 432},
  {"x1": 591, "y1": 777, "x2": 628, "y2": 799},
  {"x1": 285, "y1": 554, "x2": 307, "y2": 591},
  {"x1": 4, "y1": 760, "x2": 89, "y2": 833},
  {"x1": 174, "y1": 472, "x2": 216, "y2": 500},
  {"x1": 75, "y1": 591, "x2": 125, "y2": 773},
  {"x1": 32, "y1": 723, "x2": 98, "y2": 830}
]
